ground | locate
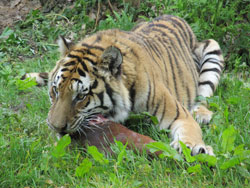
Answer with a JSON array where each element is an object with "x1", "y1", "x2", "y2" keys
[{"x1": 0, "y1": 0, "x2": 42, "y2": 33}]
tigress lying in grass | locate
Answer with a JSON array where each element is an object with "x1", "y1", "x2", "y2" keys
[{"x1": 24, "y1": 15, "x2": 224, "y2": 155}]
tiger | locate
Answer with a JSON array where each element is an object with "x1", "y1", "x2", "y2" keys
[{"x1": 24, "y1": 15, "x2": 224, "y2": 155}]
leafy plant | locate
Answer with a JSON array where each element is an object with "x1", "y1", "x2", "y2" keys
[
  {"x1": 147, "y1": 141, "x2": 182, "y2": 161},
  {"x1": 98, "y1": 10, "x2": 135, "y2": 31},
  {"x1": 51, "y1": 134, "x2": 71, "y2": 158},
  {"x1": 75, "y1": 158, "x2": 93, "y2": 177},
  {"x1": 87, "y1": 146, "x2": 109, "y2": 165},
  {"x1": 15, "y1": 78, "x2": 37, "y2": 92}
]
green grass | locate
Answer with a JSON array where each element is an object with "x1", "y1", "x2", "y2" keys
[{"x1": 0, "y1": 0, "x2": 249, "y2": 187}]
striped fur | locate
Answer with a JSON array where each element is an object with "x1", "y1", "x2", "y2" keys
[{"x1": 25, "y1": 15, "x2": 224, "y2": 155}]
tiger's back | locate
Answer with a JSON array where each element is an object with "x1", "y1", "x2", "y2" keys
[{"x1": 80, "y1": 15, "x2": 199, "y2": 112}]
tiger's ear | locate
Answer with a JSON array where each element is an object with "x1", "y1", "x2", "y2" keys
[
  {"x1": 57, "y1": 36, "x2": 74, "y2": 56},
  {"x1": 100, "y1": 46, "x2": 123, "y2": 77}
]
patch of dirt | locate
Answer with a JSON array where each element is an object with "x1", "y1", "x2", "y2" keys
[{"x1": 0, "y1": 0, "x2": 41, "y2": 33}]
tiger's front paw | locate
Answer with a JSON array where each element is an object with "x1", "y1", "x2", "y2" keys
[{"x1": 170, "y1": 139, "x2": 214, "y2": 156}]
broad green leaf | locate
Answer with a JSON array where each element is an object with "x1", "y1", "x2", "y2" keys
[
  {"x1": 87, "y1": 146, "x2": 109, "y2": 164},
  {"x1": 234, "y1": 144, "x2": 245, "y2": 156},
  {"x1": 233, "y1": 144, "x2": 250, "y2": 161},
  {"x1": 115, "y1": 140, "x2": 128, "y2": 166},
  {"x1": 15, "y1": 78, "x2": 37, "y2": 91},
  {"x1": 234, "y1": 149, "x2": 250, "y2": 161},
  {"x1": 209, "y1": 102, "x2": 220, "y2": 110},
  {"x1": 220, "y1": 157, "x2": 241, "y2": 170},
  {"x1": 51, "y1": 134, "x2": 71, "y2": 158},
  {"x1": 187, "y1": 164, "x2": 202, "y2": 174},
  {"x1": 179, "y1": 141, "x2": 196, "y2": 163},
  {"x1": 221, "y1": 125, "x2": 236, "y2": 153},
  {"x1": 146, "y1": 141, "x2": 182, "y2": 161},
  {"x1": 195, "y1": 154, "x2": 217, "y2": 166},
  {"x1": 75, "y1": 158, "x2": 92, "y2": 177}
]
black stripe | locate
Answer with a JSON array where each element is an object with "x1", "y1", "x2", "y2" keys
[
  {"x1": 91, "y1": 79, "x2": 98, "y2": 90},
  {"x1": 171, "y1": 50, "x2": 183, "y2": 101},
  {"x1": 141, "y1": 35, "x2": 162, "y2": 61},
  {"x1": 84, "y1": 98, "x2": 90, "y2": 107},
  {"x1": 168, "y1": 102, "x2": 180, "y2": 129},
  {"x1": 169, "y1": 17, "x2": 189, "y2": 40},
  {"x1": 96, "y1": 91, "x2": 104, "y2": 106},
  {"x1": 161, "y1": 19, "x2": 189, "y2": 51},
  {"x1": 83, "y1": 57, "x2": 97, "y2": 65},
  {"x1": 200, "y1": 68, "x2": 221, "y2": 75},
  {"x1": 205, "y1": 50, "x2": 222, "y2": 56},
  {"x1": 129, "y1": 82, "x2": 136, "y2": 111},
  {"x1": 80, "y1": 61, "x2": 89, "y2": 72},
  {"x1": 146, "y1": 71, "x2": 151, "y2": 112},
  {"x1": 94, "y1": 35, "x2": 102, "y2": 43},
  {"x1": 149, "y1": 23, "x2": 184, "y2": 49},
  {"x1": 150, "y1": 28, "x2": 198, "y2": 91},
  {"x1": 202, "y1": 40, "x2": 210, "y2": 54},
  {"x1": 61, "y1": 68, "x2": 68, "y2": 72},
  {"x1": 61, "y1": 75, "x2": 66, "y2": 80},
  {"x1": 151, "y1": 74, "x2": 156, "y2": 107},
  {"x1": 152, "y1": 98, "x2": 161, "y2": 117},
  {"x1": 61, "y1": 36, "x2": 70, "y2": 49},
  {"x1": 171, "y1": 16, "x2": 195, "y2": 48},
  {"x1": 68, "y1": 54, "x2": 82, "y2": 63},
  {"x1": 163, "y1": 42, "x2": 178, "y2": 99},
  {"x1": 186, "y1": 86, "x2": 191, "y2": 110},
  {"x1": 199, "y1": 81, "x2": 215, "y2": 91},
  {"x1": 81, "y1": 43, "x2": 104, "y2": 51},
  {"x1": 134, "y1": 33, "x2": 162, "y2": 69},
  {"x1": 64, "y1": 61, "x2": 76, "y2": 67},
  {"x1": 105, "y1": 82, "x2": 116, "y2": 106},
  {"x1": 74, "y1": 48, "x2": 98, "y2": 58},
  {"x1": 201, "y1": 58, "x2": 223, "y2": 70},
  {"x1": 73, "y1": 49, "x2": 85, "y2": 55},
  {"x1": 39, "y1": 72, "x2": 49, "y2": 79},
  {"x1": 77, "y1": 68, "x2": 86, "y2": 77},
  {"x1": 100, "y1": 106, "x2": 109, "y2": 110},
  {"x1": 159, "y1": 96, "x2": 166, "y2": 125},
  {"x1": 182, "y1": 106, "x2": 188, "y2": 117}
]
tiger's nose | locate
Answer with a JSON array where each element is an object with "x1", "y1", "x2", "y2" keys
[
  {"x1": 47, "y1": 119, "x2": 68, "y2": 133},
  {"x1": 58, "y1": 124, "x2": 68, "y2": 133}
]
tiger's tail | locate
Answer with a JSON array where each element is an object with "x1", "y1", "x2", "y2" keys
[
  {"x1": 193, "y1": 39, "x2": 224, "y2": 98},
  {"x1": 21, "y1": 72, "x2": 49, "y2": 86}
]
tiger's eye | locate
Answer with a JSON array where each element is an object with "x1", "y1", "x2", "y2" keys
[
  {"x1": 77, "y1": 93, "x2": 85, "y2": 100},
  {"x1": 52, "y1": 86, "x2": 58, "y2": 94}
]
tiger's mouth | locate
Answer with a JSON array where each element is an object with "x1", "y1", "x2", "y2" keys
[
  {"x1": 88, "y1": 114, "x2": 109, "y2": 126},
  {"x1": 56, "y1": 114, "x2": 110, "y2": 137}
]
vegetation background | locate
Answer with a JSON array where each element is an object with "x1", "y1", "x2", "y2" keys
[{"x1": 0, "y1": 0, "x2": 249, "y2": 187}]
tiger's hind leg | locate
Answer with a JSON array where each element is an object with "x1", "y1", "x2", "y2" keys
[
  {"x1": 192, "y1": 39, "x2": 224, "y2": 124},
  {"x1": 21, "y1": 72, "x2": 49, "y2": 86},
  {"x1": 150, "y1": 85, "x2": 214, "y2": 156}
]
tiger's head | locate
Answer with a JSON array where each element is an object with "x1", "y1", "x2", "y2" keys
[{"x1": 47, "y1": 36, "x2": 131, "y2": 135}]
